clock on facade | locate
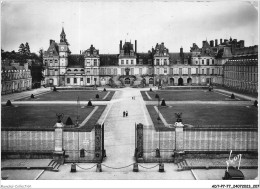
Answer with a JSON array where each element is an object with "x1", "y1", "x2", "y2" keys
[{"x1": 61, "y1": 46, "x2": 65, "y2": 51}]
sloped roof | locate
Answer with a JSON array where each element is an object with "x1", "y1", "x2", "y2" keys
[
  {"x1": 225, "y1": 57, "x2": 258, "y2": 66},
  {"x1": 44, "y1": 41, "x2": 59, "y2": 57},
  {"x1": 233, "y1": 45, "x2": 258, "y2": 56},
  {"x1": 68, "y1": 54, "x2": 84, "y2": 68},
  {"x1": 99, "y1": 54, "x2": 118, "y2": 66},
  {"x1": 2, "y1": 65, "x2": 26, "y2": 71},
  {"x1": 137, "y1": 53, "x2": 153, "y2": 65},
  {"x1": 169, "y1": 52, "x2": 191, "y2": 64}
]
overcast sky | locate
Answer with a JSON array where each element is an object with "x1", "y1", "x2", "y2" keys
[{"x1": 1, "y1": 0, "x2": 258, "y2": 54}]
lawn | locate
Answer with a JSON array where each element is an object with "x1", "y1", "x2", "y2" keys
[
  {"x1": 147, "y1": 104, "x2": 258, "y2": 131},
  {"x1": 141, "y1": 90, "x2": 246, "y2": 101},
  {"x1": 1, "y1": 105, "x2": 106, "y2": 132},
  {"x1": 17, "y1": 91, "x2": 115, "y2": 101}
]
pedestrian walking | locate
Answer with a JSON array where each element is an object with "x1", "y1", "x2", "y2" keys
[
  {"x1": 123, "y1": 111, "x2": 125, "y2": 117},
  {"x1": 126, "y1": 111, "x2": 128, "y2": 117}
]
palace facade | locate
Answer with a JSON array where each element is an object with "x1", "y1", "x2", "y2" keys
[
  {"x1": 1, "y1": 62, "x2": 32, "y2": 95},
  {"x1": 43, "y1": 28, "x2": 258, "y2": 93}
]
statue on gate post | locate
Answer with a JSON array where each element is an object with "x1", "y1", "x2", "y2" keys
[
  {"x1": 174, "y1": 113, "x2": 184, "y2": 127},
  {"x1": 53, "y1": 113, "x2": 65, "y2": 164},
  {"x1": 55, "y1": 113, "x2": 64, "y2": 128}
]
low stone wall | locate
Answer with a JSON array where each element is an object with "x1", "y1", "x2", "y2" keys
[
  {"x1": 139, "y1": 126, "x2": 258, "y2": 163},
  {"x1": 1, "y1": 124, "x2": 102, "y2": 163},
  {"x1": 183, "y1": 129, "x2": 258, "y2": 152},
  {"x1": 1, "y1": 130, "x2": 55, "y2": 152},
  {"x1": 1, "y1": 130, "x2": 55, "y2": 159}
]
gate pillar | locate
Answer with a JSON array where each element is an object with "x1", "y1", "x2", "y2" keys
[
  {"x1": 53, "y1": 121, "x2": 65, "y2": 164},
  {"x1": 94, "y1": 124, "x2": 102, "y2": 161},
  {"x1": 136, "y1": 123, "x2": 143, "y2": 161}
]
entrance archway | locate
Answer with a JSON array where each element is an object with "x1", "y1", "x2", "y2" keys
[
  {"x1": 149, "y1": 78, "x2": 153, "y2": 86},
  {"x1": 125, "y1": 78, "x2": 130, "y2": 85},
  {"x1": 187, "y1": 78, "x2": 192, "y2": 85},
  {"x1": 178, "y1": 78, "x2": 183, "y2": 86},
  {"x1": 170, "y1": 78, "x2": 174, "y2": 86}
]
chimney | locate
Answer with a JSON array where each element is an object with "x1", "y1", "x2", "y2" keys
[
  {"x1": 215, "y1": 39, "x2": 218, "y2": 47},
  {"x1": 224, "y1": 39, "x2": 228, "y2": 44},
  {"x1": 220, "y1": 38, "x2": 223, "y2": 44},
  {"x1": 120, "y1": 40, "x2": 122, "y2": 50},
  {"x1": 202, "y1": 41, "x2": 206, "y2": 47},
  {"x1": 210, "y1": 40, "x2": 214, "y2": 47},
  {"x1": 180, "y1": 47, "x2": 184, "y2": 58},
  {"x1": 239, "y1": 40, "x2": 244, "y2": 48},
  {"x1": 135, "y1": 40, "x2": 137, "y2": 53}
]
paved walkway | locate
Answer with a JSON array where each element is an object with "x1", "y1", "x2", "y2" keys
[
  {"x1": 101, "y1": 88, "x2": 153, "y2": 169},
  {"x1": 146, "y1": 101, "x2": 254, "y2": 106},
  {"x1": 215, "y1": 89, "x2": 257, "y2": 101},
  {"x1": 1, "y1": 87, "x2": 51, "y2": 102}
]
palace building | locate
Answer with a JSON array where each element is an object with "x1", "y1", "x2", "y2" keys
[
  {"x1": 1, "y1": 62, "x2": 32, "y2": 95},
  {"x1": 42, "y1": 27, "x2": 258, "y2": 93}
]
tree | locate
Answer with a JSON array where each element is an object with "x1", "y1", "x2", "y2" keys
[
  {"x1": 161, "y1": 99, "x2": 166, "y2": 106},
  {"x1": 65, "y1": 117, "x2": 73, "y2": 125},
  {"x1": 87, "y1": 100, "x2": 93, "y2": 106},
  {"x1": 18, "y1": 43, "x2": 26, "y2": 54},
  {"x1": 25, "y1": 42, "x2": 30, "y2": 55},
  {"x1": 39, "y1": 48, "x2": 43, "y2": 62}
]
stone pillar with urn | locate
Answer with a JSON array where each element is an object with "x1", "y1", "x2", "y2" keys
[
  {"x1": 53, "y1": 113, "x2": 65, "y2": 164},
  {"x1": 173, "y1": 113, "x2": 185, "y2": 163}
]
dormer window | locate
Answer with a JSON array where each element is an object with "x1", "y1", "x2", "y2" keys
[
  {"x1": 74, "y1": 69, "x2": 78, "y2": 72},
  {"x1": 80, "y1": 69, "x2": 84, "y2": 71},
  {"x1": 67, "y1": 69, "x2": 71, "y2": 71}
]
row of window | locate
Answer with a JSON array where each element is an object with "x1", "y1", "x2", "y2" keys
[
  {"x1": 194, "y1": 59, "x2": 214, "y2": 65},
  {"x1": 86, "y1": 68, "x2": 98, "y2": 75},
  {"x1": 225, "y1": 71, "x2": 257, "y2": 82},
  {"x1": 67, "y1": 69, "x2": 84, "y2": 72},
  {"x1": 121, "y1": 59, "x2": 134, "y2": 65},
  {"x1": 46, "y1": 67, "x2": 224, "y2": 76},
  {"x1": 155, "y1": 59, "x2": 168, "y2": 66},
  {"x1": 66, "y1": 77, "x2": 97, "y2": 84},
  {"x1": 44, "y1": 59, "x2": 58, "y2": 64},
  {"x1": 85, "y1": 59, "x2": 98, "y2": 66},
  {"x1": 2, "y1": 72, "x2": 31, "y2": 81},
  {"x1": 156, "y1": 68, "x2": 218, "y2": 75},
  {"x1": 225, "y1": 66, "x2": 257, "y2": 73}
]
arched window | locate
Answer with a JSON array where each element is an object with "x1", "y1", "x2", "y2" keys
[
  {"x1": 67, "y1": 69, "x2": 71, "y2": 71},
  {"x1": 74, "y1": 69, "x2": 78, "y2": 72}
]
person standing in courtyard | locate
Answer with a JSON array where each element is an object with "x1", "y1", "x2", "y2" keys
[
  {"x1": 126, "y1": 111, "x2": 128, "y2": 117},
  {"x1": 123, "y1": 111, "x2": 125, "y2": 117}
]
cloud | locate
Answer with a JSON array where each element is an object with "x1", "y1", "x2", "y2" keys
[{"x1": 1, "y1": 1, "x2": 258, "y2": 54}]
